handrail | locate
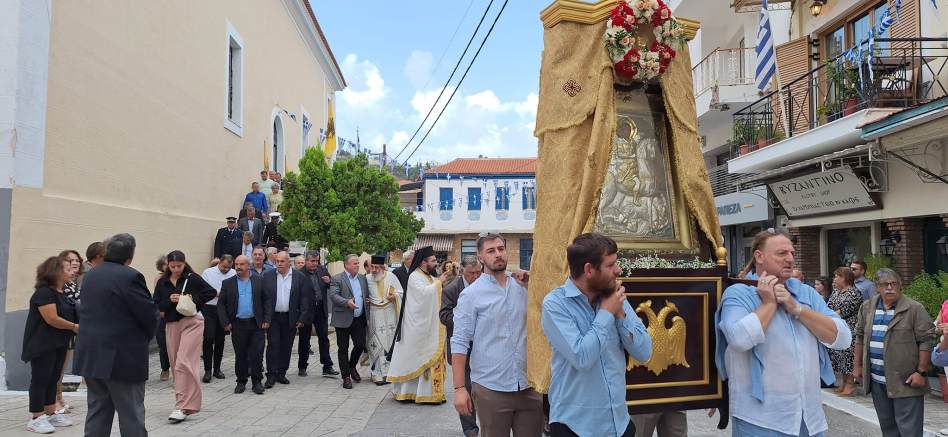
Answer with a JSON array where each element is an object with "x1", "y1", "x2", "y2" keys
[{"x1": 692, "y1": 46, "x2": 722, "y2": 71}]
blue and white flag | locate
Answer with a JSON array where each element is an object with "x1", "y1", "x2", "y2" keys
[
  {"x1": 895, "y1": 0, "x2": 903, "y2": 20},
  {"x1": 867, "y1": 28, "x2": 875, "y2": 82},
  {"x1": 933, "y1": 0, "x2": 940, "y2": 14},
  {"x1": 877, "y1": 8, "x2": 894, "y2": 35},
  {"x1": 755, "y1": 0, "x2": 777, "y2": 91}
]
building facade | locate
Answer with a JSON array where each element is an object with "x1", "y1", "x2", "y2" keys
[
  {"x1": 717, "y1": 0, "x2": 948, "y2": 282},
  {"x1": 0, "y1": 0, "x2": 345, "y2": 388},
  {"x1": 406, "y1": 158, "x2": 537, "y2": 270}
]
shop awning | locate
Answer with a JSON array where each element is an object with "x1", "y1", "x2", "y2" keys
[
  {"x1": 737, "y1": 143, "x2": 877, "y2": 186},
  {"x1": 409, "y1": 234, "x2": 454, "y2": 252}
]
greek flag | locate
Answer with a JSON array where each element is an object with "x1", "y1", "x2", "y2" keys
[
  {"x1": 895, "y1": 0, "x2": 902, "y2": 19},
  {"x1": 755, "y1": 0, "x2": 777, "y2": 91},
  {"x1": 878, "y1": 9, "x2": 894, "y2": 34},
  {"x1": 867, "y1": 28, "x2": 875, "y2": 82}
]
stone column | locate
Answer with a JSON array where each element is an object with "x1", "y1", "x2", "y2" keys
[{"x1": 789, "y1": 226, "x2": 821, "y2": 281}]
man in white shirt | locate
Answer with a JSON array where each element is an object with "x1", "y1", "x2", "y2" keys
[
  {"x1": 200, "y1": 255, "x2": 237, "y2": 382},
  {"x1": 241, "y1": 232, "x2": 254, "y2": 259},
  {"x1": 262, "y1": 252, "x2": 312, "y2": 388}
]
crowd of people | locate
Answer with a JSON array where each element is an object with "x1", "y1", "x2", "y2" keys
[{"x1": 16, "y1": 169, "x2": 948, "y2": 437}]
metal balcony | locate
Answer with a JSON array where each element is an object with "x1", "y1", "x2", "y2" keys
[{"x1": 731, "y1": 38, "x2": 948, "y2": 157}]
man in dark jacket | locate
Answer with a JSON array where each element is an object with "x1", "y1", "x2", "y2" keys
[
  {"x1": 262, "y1": 251, "x2": 312, "y2": 388},
  {"x1": 214, "y1": 216, "x2": 243, "y2": 259},
  {"x1": 218, "y1": 255, "x2": 272, "y2": 394},
  {"x1": 439, "y1": 255, "x2": 482, "y2": 437},
  {"x1": 392, "y1": 250, "x2": 413, "y2": 291},
  {"x1": 74, "y1": 233, "x2": 158, "y2": 437},
  {"x1": 297, "y1": 250, "x2": 338, "y2": 377}
]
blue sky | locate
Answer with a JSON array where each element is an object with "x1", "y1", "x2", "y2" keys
[{"x1": 310, "y1": 1, "x2": 544, "y2": 165}]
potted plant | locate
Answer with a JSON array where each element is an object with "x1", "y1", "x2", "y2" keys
[
  {"x1": 825, "y1": 60, "x2": 861, "y2": 117},
  {"x1": 733, "y1": 119, "x2": 752, "y2": 152}
]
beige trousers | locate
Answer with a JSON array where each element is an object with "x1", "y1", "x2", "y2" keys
[
  {"x1": 165, "y1": 316, "x2": 204, "y2": 412},
  {"x1": 471, "y1": 383, "x2": 544, "y2": 437}
]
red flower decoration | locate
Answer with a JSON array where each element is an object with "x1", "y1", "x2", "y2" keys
[
  {"x1": 651, "y1": 4, "x2": 672, "y2": 27},
  {"x1": 615, "y1": 48, "x2": 642, "y2": 78},
  {"x1": 611, "y1": 2, "x2": 636, "y2": 31}
]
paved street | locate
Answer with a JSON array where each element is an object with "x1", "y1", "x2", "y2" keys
[{"x1": 0, "y1": 334, "x2": 936, "y2": 436}]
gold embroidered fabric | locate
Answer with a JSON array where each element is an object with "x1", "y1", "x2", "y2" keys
[{"x1": 527, "y1": 19, "x2": 722, "y2": 393}]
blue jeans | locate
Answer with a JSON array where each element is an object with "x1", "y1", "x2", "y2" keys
[{"x1": 732, "y1": 417, "x2": 823, "y2": 437}]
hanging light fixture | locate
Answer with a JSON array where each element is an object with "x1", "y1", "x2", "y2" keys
[
  {"x1": 879, "y1": 238, "x2": 895, "y2": 256},
  {"x1": 810, "y1": 0, "x2": 826, "y2": 16}
]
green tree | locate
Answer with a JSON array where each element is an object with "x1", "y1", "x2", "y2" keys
[{"x1": 280, "y1": 148, "x2": 423, "y2": 261}]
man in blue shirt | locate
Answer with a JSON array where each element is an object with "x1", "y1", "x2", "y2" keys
[
  {"x1": 451, "y1": 233, "x2": 543, "y2": 436},
  {"x1": 218, "y1": 255, "x2": 272, "y2": 395},
  {"x1": 243, "y1": 182, "x2": 269, "y2": 214},
  {"x1": 542, "y1": 233, "x2": 652, "y2": 437},
  {"x1": 851, "y1": 260, "x2": 876, "y2": 301}
]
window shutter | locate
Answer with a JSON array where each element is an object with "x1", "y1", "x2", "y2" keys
[
  {"x1": 888, "y1": 0, "x2": 919, "y2": 50},
  {"x1": 774, "y1": 37, "x2": 812, "y2": 135}
]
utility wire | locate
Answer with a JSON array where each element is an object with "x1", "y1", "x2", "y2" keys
[
  {"x1": 391, "y1": 0, "x2": 496, "y2": 162},
  {"x1": 420, "y1": 0, "x2": 477, "y2": 92},
  {"x1": 401, "y1": 0, "x2": 509, "y2": 165}
]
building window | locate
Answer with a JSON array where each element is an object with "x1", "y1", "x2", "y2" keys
[
  {"x1": 225, "y1": 22, "x2": 244, "y2": 136},
  {"x1": 461, "y1": 239, "x2": 477, "y2": 260},
  {"x1": 826, "y1": 227, "x2": 871, "y2": 275},
  {"x1": 522, "y1": 186, "x2": 537, "y2": 210},
  {"x1": 495, "y1": 187, "x2": 510, "y2": 210},
  {"x1": 520, "y1": 238, "x2": 533, "y2": 270},
  {"x1": 440, "y1": 187, "x2": 454, "y2": 210},
  {"x1": 468, "y1": 188, "x2": 481, "y2": 211}
]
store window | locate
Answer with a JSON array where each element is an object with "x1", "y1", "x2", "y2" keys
[
  {"x1": 439, "y1": 187, "x2": 453, "y2": 210},
  {"x1": 923, "y1": 217, "x2": 948, "y2": 274},
  {"x1": 826, "y1": 227, "x2": 872, "y2": 274}
]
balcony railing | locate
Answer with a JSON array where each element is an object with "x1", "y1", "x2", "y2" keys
[
  {"x1": 693, "y1": 47, "x2": 756, "y2": 96},
  {"x1": 732, "y1": 38, "x2": 948, "y2": 156},
  {"x1": 708, "y1": 163, "x2": 742, "y2": 197}
]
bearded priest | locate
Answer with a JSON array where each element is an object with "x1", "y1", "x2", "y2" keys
[
  {"x1": 362, "y1": 254, "x2": 403, "y2": 385},
  {"x1": 386, "y1": 246, "x2": 448, "y2": 403}
]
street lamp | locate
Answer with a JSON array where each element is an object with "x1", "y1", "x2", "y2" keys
[{"x1": 810, "y1": 0, "x2": 825, "y2": 16}]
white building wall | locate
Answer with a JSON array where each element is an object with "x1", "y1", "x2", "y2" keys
[{"x1": 417, "y1": 177, "x2": 537, "y2": 234}]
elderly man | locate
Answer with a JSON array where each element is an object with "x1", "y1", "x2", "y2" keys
[
  {"x1": 393, "y1": 250, "x2": 413, "y2": 291},
  {"x1": 267, "y1": 183, "x2": 283, "y2": 213},
  {"x1": 262, "y1": 252, "x2": 312, "y2": 388},
  {"x1": 439, "y1": 255, "x2": 482, "y2": 437},
  {"x1": 854, "y1": 268, "x2": 933, "y2": 437},
  {"x1": 365, "y1": 254, "x2": 403, "y2": 384},
  {"x1": 240, "y1": 232, "x2": 254, "y2": 259},
  {"x1": 329, "y1": 254, "x2": 371, "y2": 389},
  {"x1": 851, "y1": 260, "x2": 877, "y2": 301},
  {"x1": 250, "y1": 247, "x2": 273, "y2": 277},
  {"x1": 715, "y1": 230, "x2": 851, "y2": 436}
]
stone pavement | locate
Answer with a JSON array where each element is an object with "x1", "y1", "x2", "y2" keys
[
  {"x1": 821, "y1": 385, "x2": 948, "y2": 436},
  {"x1": 0, "y1": 336, "x2": 444, "y2": 437}
]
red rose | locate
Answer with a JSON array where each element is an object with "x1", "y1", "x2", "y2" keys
[
  {"x1": 615, "y1": 48, "x2": 642, "y2": 78},
  {"x1": 651, "y1": 5, "x2": 671, "y2": 27}
]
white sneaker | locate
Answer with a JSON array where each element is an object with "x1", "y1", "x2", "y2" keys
[
  {"x1": 168, "y1": 409, "x2": 186, "y2": 423},
  {"x1": 47, "y1": 413, "x2": 72, "y2": 427},
  {"x1": 26, "y1": 415, "x2": 55, "y2": 434}
]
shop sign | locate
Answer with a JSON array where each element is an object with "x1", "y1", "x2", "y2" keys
[
  {"x1": 768, "y1": 168, "x2": 879, "y2": 218},
  {"x1": 714, "y1": 186, "x2": 772, "y2": 226}
]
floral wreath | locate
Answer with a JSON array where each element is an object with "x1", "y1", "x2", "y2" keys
[{"x1": 604, "y1": 0, "x2": 686, "y2": 82}]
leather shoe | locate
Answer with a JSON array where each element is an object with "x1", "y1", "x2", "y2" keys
[
  {"x1": 202, "y1": 371, "x2": 212, "y2": 383},
  {"x1": 276, "y1": 375, "x2": 290, "y2": 384},
  {"x1": 351, "y1": 368, "x2": 361, "y2": 383},
  {"x1": 252, "y1": 381, "x2": 265, "y2": 395},
  {"x1": 264, "y1": 378, "x2": 275, "y2": 389},
  {"x1": 342, "y1": 377, "x2": 353, "y2": 389},
  {"x1": 234, "y1": 382, "x2": 246, "y2": 394},
  {"x1": 322, "y1": 367, "x2": 340, "y2": 377},
  {"x1": 298, "y1": 369, "x2": 307, "y2": 377},
  {"x1": 214, "y1": 369, "x2": 225, "y2": 379}
]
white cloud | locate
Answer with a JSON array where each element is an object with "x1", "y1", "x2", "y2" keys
[
  {"x1": 465, "y1": 90, "x2": 504, "y2": 112},
  {"x1": 515, "y1": 93, "x2": 539, "y2": 117},
  {"x1": 339, "y1": 54, "x2": 386, "y2": 107},
  {"x1": 403, "y1": 50, "x2": 434, "y2": 90}
]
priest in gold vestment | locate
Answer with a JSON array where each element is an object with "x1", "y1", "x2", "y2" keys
[
  {"x1": 362, "y1": 254, "x2": 403, "y2": 385},
  {"x1": 386, "y1": 246, "x2": 447, "y2": 403}
]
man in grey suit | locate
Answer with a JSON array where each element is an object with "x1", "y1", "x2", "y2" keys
[
  {"x1": 329, "y1": 254, "x2": 370, "y2": 389},
  {"x1": 238, "y1": 205, "x2": 265, "y2": 246},
  {"x1": 439, "y1": 255, "x2": 483, "y2": 437},
  {"x1": 74, "y1": 233, "x2": 158, "y2": 437}
]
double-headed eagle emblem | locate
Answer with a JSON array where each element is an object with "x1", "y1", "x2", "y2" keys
[{"x1": 627, "y1": 299, "x2": 689, "y2": 375}]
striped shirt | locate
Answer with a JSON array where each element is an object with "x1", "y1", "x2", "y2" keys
[{"x1": 869, "y1": 299, "x2": 897, "y2": 384}]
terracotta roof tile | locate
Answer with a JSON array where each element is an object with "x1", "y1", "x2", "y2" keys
[{"x1": 427, "y1": 158, "x2": 537, "y2": 176}]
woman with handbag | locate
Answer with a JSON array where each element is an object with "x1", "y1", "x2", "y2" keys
[{"x1": 154, "y1": 250, "x2": 216, "y2": 423}]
